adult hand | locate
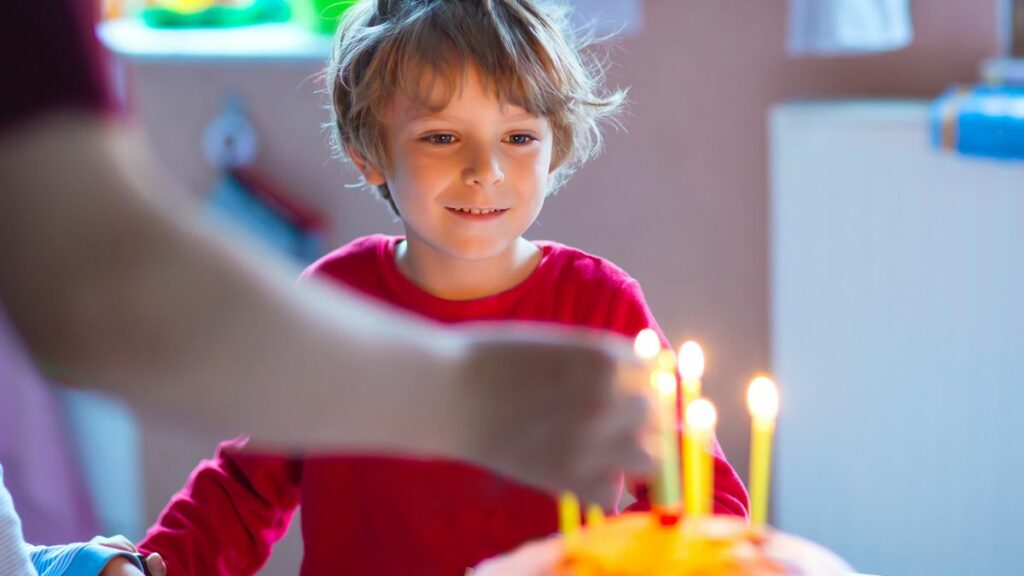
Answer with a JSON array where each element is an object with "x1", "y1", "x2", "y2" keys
[{"x1": 454, "y1": 325, "x2": 655, "y2": 508}]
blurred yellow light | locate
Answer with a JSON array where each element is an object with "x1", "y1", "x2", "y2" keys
[
  {"x1": 633, "y1": 329, "x2": 661, "y2": 360},
  {"x1": 656, "y1": 349, "x2": 677, "y2": 373},
  {"x1": 652, "y1": 370, "x2": 677, "y2": 395},
  {"x1": 685, "y1": 398, "x2": 717, "y2": 431},
  {"x1": 747, "y1": 376, "x2": 780, "y2": 421},
  {"x1": 155, "y1": 0, "x2": 217, "y2": 14},
  {"x1": 678, "y1": 341, "x2": 705, "y2": 381}
]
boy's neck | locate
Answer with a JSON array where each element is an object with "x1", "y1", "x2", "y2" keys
[{"x1": 395, "y1": 236, "x2": 542, "y2": 301}]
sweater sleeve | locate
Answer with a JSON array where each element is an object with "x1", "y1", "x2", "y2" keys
[
  {"x1": 605, "y1": 279, "x2": 751, "y2": 519},
  {"x1": 0, "y1": 466, "x2": 35, "y2": 576},
  {"x1": 27, "y1": 543, "x2": 143, "y2": 576},
  {"x1": 0, "y1": 1, "x2": 113, "y2": 133},
  {"x1": 139, "y1": 438, "x2": 302, "y2": 576}
]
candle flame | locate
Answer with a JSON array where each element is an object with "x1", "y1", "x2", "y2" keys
[
  {"x1": 747, "y1": 376, "x2": 779, "y2": 420},
  {"x1": 685, "y1": 398, "x2": 717, "y2": 431},
  {"x1": 633, "y1": 329, "x2": 661, "y2": 360},
  {"x1": 678, "y1": 341, "x2": 705, "y2": 381},
  {"x1": 652, "y1": 370, "x2": 677, "y2": 395}
]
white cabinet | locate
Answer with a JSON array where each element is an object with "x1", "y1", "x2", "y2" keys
[{"x1": 771, "y1": 101, "x2": 1024, "y2": 576}]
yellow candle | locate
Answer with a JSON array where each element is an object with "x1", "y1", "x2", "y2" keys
[
  {"x1": 633, "y1": 330, "x2": 680, "y2": 509},
  {"x1": 747, "y1": 376, "x2": 780, "y2": 527},
  {"x1": 656, "y1": 349, "x2": 677, "y2": 374},
  {"x1": 586, "y1": 504, "x2": 605, "y2": 527},
  {"x1": 558, "y1": 492, "x2": 581, "y2": 539},
  {"x1": 684, "y1": 398, "x2": 717, "y2": 518},
  {"x1": 678, "y1": 341, "x2": 705, "y2": 408},
  {"x1": 651, "y1": 369, "x2": 681, "y2": 508}
]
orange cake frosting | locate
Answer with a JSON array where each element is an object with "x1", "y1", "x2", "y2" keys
[{"x1": 558, "y1": 513, "x2": 852, "y2": 576}]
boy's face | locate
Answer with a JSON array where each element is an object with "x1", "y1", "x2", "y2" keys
[{"x1": 358, "y1": 65, "x2": 554, "y2": 263}]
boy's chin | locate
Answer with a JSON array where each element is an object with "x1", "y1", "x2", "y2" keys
[
  {"x1": 443, "y1": 243, "x2": 512, "y2": 262},
  {"x1": 438, "y1": 236, "x2": 521, "y2": 262}
]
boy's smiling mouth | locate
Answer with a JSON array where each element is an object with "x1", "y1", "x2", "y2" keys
[{"x1": 445, "y1": 206, "x2": 509, "y2": 217}]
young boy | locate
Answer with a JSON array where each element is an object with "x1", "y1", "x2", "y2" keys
[{"x1": 141, "y1": 1, "x2": 749, "y2": 573}]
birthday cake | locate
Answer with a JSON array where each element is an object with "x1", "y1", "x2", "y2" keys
[
  {"x1": 534, "y1": 332, "x2": 852, "y2": 575},
  {"x1": 557, "y1": 512, "x2": 852, "y2": 576}
]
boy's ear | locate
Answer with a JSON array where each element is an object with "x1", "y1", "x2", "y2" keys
[{"x1": 346, "y1": 145, "x2": 387, "y2": 186}]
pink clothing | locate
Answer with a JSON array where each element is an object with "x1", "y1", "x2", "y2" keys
[
  {"x1": 0, "y1": 308, "x2": 97, "y2": 545},
  {"x1": 0, "y1": 0, "x2": 110, "y2": 547}
]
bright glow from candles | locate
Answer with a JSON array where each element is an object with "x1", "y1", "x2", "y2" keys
[
  {"x1": 685, "y1": 398, "x2": 717, "y2": 431},
  {"x1": 633, "y1": 329, "x2": 661, "y2": 360},
  {"x1": 747, "y1": 376, "x2": 779, "y2": 527},
  {"x1": 656, "y1": 349, "x2": 677, "y2": 373},
  {"x1": 747, "y1": 376, "x2": 779, "y2": 421},
  {"x1": 653, "y1": 370, "x2": 677, "y2": 395},
  {"x1": 678, "y1": 341, "x2": 705, "y2": 381}
]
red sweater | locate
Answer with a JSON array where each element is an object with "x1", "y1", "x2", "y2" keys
[{"x1": 141, "y1": 235, "x2": 749, "y2": 575}]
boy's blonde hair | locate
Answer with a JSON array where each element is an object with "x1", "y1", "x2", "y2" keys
[{"x1": 326, "y1": 0, "x2": 626, "y2": 212}]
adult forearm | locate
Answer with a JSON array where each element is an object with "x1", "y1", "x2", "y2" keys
[
  {"x1": 96, "y1": 223, "x2": 467, "y2": 453},
  {"x1": 0, "y1": 113, "x2": 657, "y2": 504},
  {"x1": 0, "y1": 113, "x2": 464, "y2": 454}
]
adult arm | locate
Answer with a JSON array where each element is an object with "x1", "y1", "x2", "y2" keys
[{"x1": 0, "y1": 1, "x2": 652, "y2": 504}]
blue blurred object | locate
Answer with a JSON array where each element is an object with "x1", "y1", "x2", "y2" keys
[
  {"x1": 206, "y1": 170, "x2": 324, "y2": 264},
  {"x1": 202, "y1": 96, "x2": 325, "y2": 264},
  {"x1": 787, "y1": 0, "x2": 912, "y2": 56},
  {"x1": 931, "y1": 84, "x2": 1024, "y2": 160}
]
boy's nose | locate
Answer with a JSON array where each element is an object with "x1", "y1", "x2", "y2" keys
[{"x1": 462, "y1": 149, "x2": 505, "y2": 187}]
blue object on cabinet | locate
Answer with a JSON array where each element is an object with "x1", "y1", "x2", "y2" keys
[{"x1": 931, "y1": 84, "x2": 1024, "y2": 161}]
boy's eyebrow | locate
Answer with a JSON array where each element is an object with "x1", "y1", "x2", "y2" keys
[
  {"x1": 405, "y1": 110, "x2": 460, "y2": 123},
  {"x1": 404, "y1": 109, "x2": 542, "y2": 124},
  {"x1": 503, "y1": 110, "x2": 541, "y2": 121}
]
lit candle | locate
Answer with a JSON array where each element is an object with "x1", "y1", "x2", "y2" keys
[
  {"x1": 633, "y1": 330, "x2": 681, "y2": 509},
  {"x1": 656, "y1": 349, "x2": 677, "y2": 374},
  {"x1": 678, "y1": 341, "x2": 705, "y2": 408},
  {"x1": 633, "y1": 328, "x2": 661, "y2": 360},
  {"x1": 586, "y1": 504, "x2": 605, "y2": 527},
  {"x1": 747, "y1": 376, "x2": 779, "y2": 527},
  {"x1": 684, "y1": 398, "x2": 717, "y2": 518},
  {"x1": 558, "y1": 492, "x2": 581, "y2": 539},
  {"x1": 652, "y1": 369, "x2": 681, "y2": 507}
]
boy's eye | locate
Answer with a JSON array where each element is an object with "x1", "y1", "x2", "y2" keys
[
  {"x1": 506, "y1": 134, "x2": 537, "y2": 145},
  {"x1": 424, "y1": 134, "x2": 456, "y2": 145}
]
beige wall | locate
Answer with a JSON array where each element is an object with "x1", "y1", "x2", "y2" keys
[
  {"x1": 129, "y1": 0, "x2": 997, "y2": 562},
  {"x1": 549, "y1": 0, "x2": 996, "y2": 485}
]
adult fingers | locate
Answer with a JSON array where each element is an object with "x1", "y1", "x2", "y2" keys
[{"x1": 145, "y1": 553, "x2": 167, "y2": 576}]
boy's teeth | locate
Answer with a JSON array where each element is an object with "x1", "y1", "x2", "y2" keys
[{"x1": 454, "y1": 207, "x2": 501, "y2": 214}]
